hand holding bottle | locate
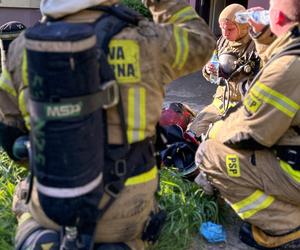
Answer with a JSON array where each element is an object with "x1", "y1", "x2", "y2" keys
[
  {"x1": 246, "y1": 7, "x2": 267, "y2": 33},
  {"x1": 207, "y1": 52, "x2": 219, "y2": 84},
  {"x1": 235, "y1": 7, "x2": 269, "y2": 28}
]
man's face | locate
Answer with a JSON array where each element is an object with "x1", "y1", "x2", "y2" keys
[
  {"x1": 269, "y1": 0, "x2": 278, "y2": 35},
  {"x1": 219, "y1": 20, "x2": 240, "y2": 41}
]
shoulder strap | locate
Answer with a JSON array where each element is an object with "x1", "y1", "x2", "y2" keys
[
  {"x1": 89, "y1": 6, "x2": 145, "y2": 243},
  {"x1": 93, "y1": 6, "x2": 137, "y2": 152}
]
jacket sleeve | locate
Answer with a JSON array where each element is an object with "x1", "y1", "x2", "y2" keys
[
  {"x1": 249, "y1": 26, "x2": 276, "y2": 65},
  {"x1": 208, "y1": 55, "x2": 300, "y2": 149},
  {"x1": 0, "y1": 33, "x2": 28, "y2": 158},
  {"x1": 0, "y1": 33, "x2": 27, "y2": 130},
  {"x1": 143, "y1": 0, "x2": 216, "y2": 84}
]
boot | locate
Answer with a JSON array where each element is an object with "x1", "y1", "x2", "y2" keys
[
  {"x1": 239, "y1": 222, "x2": 300, "y2": 250},
  {"x1": 16, "y1": 224, "x2": 60, "y2": 250}
]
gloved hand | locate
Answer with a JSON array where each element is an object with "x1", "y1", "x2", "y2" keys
[
  {"x1": 12, "y1": 135, "x2": 30, "y2": 161},
  {"x1": 0, "y1": 122, "x2": 28, "y2": 161},
  {"x1": 194, "y1": 142, "x2": 214, "y2": 195},
  {"x1": 194, "y1": 171, "x2": 214, "y2": 195}
]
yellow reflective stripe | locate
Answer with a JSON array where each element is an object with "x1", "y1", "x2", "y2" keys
[
  {"x1": 0, "y1": 68, "x2": 17, "y2": 97},
  {"x1": 127, "y1": 87, "x2": 146, "y2": 143},
  {"x1": 280, "y1": 160, "x2": 300, "y2": 183},
  {"x1": 169, "y1": 6, "x2": 199, "y2": 24},
  {"x1": 208, "y1": 120, "x2": 223, "y2": 139},
  {"x1": 18, "y1": 212, "x2": 32, "y2": 226},
  {"x1": 231, "y1": 190, "x2": 274, "y2": 219},
  {"x1": 41, "y1": 243, "x2": 54, "y2": 250},
  {"x1": 212, "y1": 98, "x2": 225, "y2": 113},
  {"x1": 18, "y1": 89, "x2": 30, "y2": 130},
  {"x1": 212, "y1": 97, "x2": 237, "y2": 113},
  {"x1": 172, "y1": 27, "x2": 189, "y2": 70},
  {"x1": 22, "y1": 49, "x2": 29, "y2": 87},
  {"x1": 125, "y1": 166, "x2": 157, "y2": 186},
  {"x1": 252, "y1": 82, "x2": 300, "y2": 118}
]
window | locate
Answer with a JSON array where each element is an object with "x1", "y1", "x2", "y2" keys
[{"x1": 0, "y1": 0, "x2": 40, "y2": 8}]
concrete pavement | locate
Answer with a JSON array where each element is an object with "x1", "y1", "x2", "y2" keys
[{"x1": 165, "y1": 71, "x2": 216, "y2": 112}]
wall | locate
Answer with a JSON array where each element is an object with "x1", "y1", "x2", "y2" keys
[
  {"x1": 248, "y1": 0, "x2": 269, "y2": 8},
  {"x1": 0, "y1": 8, "x2": 41, "y2": 27},
  {"x1": 0, "y1": 0, "x2": 40, "y2": 8},
  {"x1": 188, "y1": 0, "x2": 197, "y2": 8}
]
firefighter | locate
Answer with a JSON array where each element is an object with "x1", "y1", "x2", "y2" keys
[
  {"x1": 188, "y1": 4, "x2": 260, "y2": 139},
  {"x1": 0, "y1": 21, "x2": 26, "y2": 73},
  {"x1": 0, "y1": 0, "x2": 216, "y2": 249},
  {"x1": 195, "y1": 0, "x2": 300, "y2": 249}
]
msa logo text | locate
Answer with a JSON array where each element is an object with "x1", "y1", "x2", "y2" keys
[{"x1": 46, "y1": 103, "x2": 82, "y2": 118}]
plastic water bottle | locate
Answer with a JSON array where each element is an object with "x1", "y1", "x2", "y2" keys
[
  {"x1": 235, "y1": 10, "x2": 270, "y2": 25},
  {"x1": 209, "y1": 52, "x2": 220, "y2": 84}
]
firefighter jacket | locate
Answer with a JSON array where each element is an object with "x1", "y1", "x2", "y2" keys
[
  {"x1": 249, "y1": 25, "x2": 277, "y2": 65},
  {"x1": 209, "y1": 24, "x2": 300, "y2": 179},
  {"x1": 203, "y1": 33, "x2": 257, "y2": 113},
  {"x1": 0, "y1": 0, "x2": 215, "y2": 145}
]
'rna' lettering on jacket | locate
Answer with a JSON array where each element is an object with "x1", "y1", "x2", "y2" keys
[{"x1": 108, "y1": 40, "x2": 141, "y2": 84}]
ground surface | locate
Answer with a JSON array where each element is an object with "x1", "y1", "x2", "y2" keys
[{"x1": 165, "y1": 71, "x2": 255, "y2": 250}]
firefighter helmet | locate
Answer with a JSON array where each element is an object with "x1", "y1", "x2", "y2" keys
[{"x1": 159, "y1": 102, "x2": 195, "y2": 132}]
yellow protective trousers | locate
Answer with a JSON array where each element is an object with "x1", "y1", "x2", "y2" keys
[{"x1": 197, "y1": 139, "x2": 300, "y2": 235}]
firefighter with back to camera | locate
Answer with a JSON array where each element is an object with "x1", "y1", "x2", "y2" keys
[{"x1": 0, "y1": 0, "x2": 216, "y2": 249}]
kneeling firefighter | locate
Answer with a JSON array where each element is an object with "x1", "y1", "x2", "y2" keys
[
  {"x1": 195, "y1": 0, "x2": 300, "y2": 249},
  {"x1": 0, "y1": 0, "x2": 216, "y2": 249},
  {"x1": 188, "y1": 4, "x2": 261, "y2": 140}
]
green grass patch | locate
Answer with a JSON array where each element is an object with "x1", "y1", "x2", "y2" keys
[
  {"x1": 121, "y1": 0, "x2": 152, "y2": 19},
  {"x1": 149, "y1": 168, "x2": 219, "y2": 250},
  {"x1": 0, "y1": 151, "x2": 27, "y2": 250},
  {"x1": 0, "y1": 153, "x2": 220, "y2": 250}
]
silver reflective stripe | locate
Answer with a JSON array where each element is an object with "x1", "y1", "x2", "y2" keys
[
  {"x1": 35, "y1": 173, "x2": 103, "y2": 198},
  {"x1": 132, "y1": 87, "x2": 141, "y2": 142},
  {"x1": 253, "y1": 85, "x2": 298, "y2": 115},
  {"x1": 238, "y1": 194, "x2": 269, "y2": 213},
  {"x1": 25, "y1": 36, "x2": 96, "y2": 53}
]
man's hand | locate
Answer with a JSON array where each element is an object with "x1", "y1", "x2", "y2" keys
[
  {"x1": 194, "y1": 142, "x2": 215, "y2": 195},
  {"x1": 194, "y1": 171, "x2": 214, "y2": 195},
  {"x1": 247, "y1": 7, "x2": 267, "y2": 33}
]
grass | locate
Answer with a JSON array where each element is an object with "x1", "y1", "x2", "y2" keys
[
  {"x1": 121, "y1": 0, "x2": 152, "y2": 19},
  {"x1": 0, "y1": 151, "x2": 27, "y2": 250},
  {"x1": 0, "y1": 154, "x2": 220, "y2": 250},
  {"x1": 149, "y1": 168, "x2": 219, "y2": 250}
]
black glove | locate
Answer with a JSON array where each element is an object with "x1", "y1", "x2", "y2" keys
[{"x1": 0, "y1": 122, "x2": 28, "y2": 161}]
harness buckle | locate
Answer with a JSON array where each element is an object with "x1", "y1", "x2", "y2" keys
[
  {"x1": 101, "y1": 80, "x2": 119, "y2": 109},
  {"x1": 114, "y1": 159, "x2": 127, "y2": 177},
  {"x1": 104, "y1": 182, "x2": 122, "y2": 198},
  {"x1": 287, "y1": 149, "x2": 297, "y2": 165}
]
